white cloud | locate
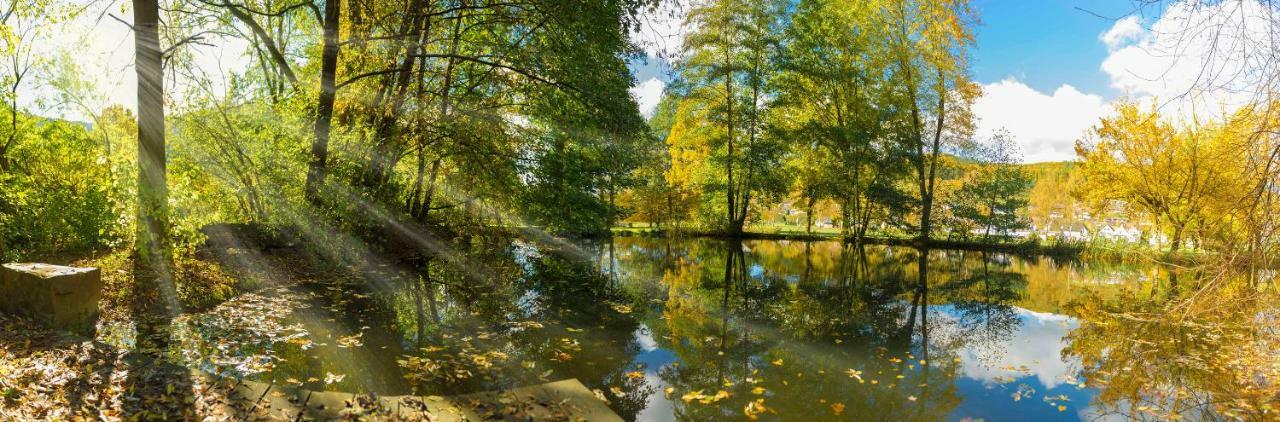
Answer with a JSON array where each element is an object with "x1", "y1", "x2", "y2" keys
[
  {"x1": 952, "y1": 306, "x2": 1080, "y2": 390},
  {"x1": 1100, "y1": 0, "x2": 1277, "y2": 120},
  {"x1": 973, "y1": 79, "x2": 1107, "y2": 163},
  {"x1": 1099, "y1": 15, "x2": 1143, "y2": 51},
  {"x1": 972, "y1": 0, "x2": 1280, "y2": 164},
  {"x1": 630, "y1": 77, "x2": 666, "y2": 118}
]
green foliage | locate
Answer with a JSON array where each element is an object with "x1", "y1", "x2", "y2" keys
[
  {"x1": 0, "y1": 107, "x2": 122, "y2": 260},
  {"x1": 520, "y1": 130, "x2": 616, "y2": 235},
  {"x1": 949, "y1": 131, "x2": 1033, "y2": 241}
]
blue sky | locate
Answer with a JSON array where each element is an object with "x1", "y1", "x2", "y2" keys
[
  {"x1": 626, "y1": 0, "x2": 1269, "y2": 163},
  {"x1": 968, "y1": 0, "x2": 1138, "y2": 97}
]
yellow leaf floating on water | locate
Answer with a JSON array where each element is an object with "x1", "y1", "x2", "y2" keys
[
  {"x1": 831, "y1": 402, "x2": 845, "y2": 415},
  {"x1": 610, "y1": 304, "x2": 633, "y2": 314},
  {"x1": 682, "y1": 389, "x2": 731, "y2": 404},
  {"x1": 702, "y1": 390, "x2": 731, "y2": 404},
  {"x1": 752, "y1": 386, "x2": 766, "y2": 395},
  {"x1": 1058, "y1": 405, "x2": 1067, "y2": 412},
  {"x1": 845, "y1": 369, "x2": 864, "y2": 383},
  {"x1": 681, "y1": 390, "x2": 705, "y2": 403},
  {"x1": 772, "y1": 358, "x2": 784, "y2": 366},
  {"x1": 664, "y1": 387, "x2": 675, "y2": 397},
  {"x1": 625, "y1": 371, "x2": 645, "y2": 380},
  {"x1": 908, "y1": 395, "x2": 917, "y2": 401},
  {"x1": 324, "y1": 372, "x2": 345, "y2": 385},
  {"x1": 744, "y1": 398, "x2": 769, "y2": 420},
  {"x1": 592, "y1": 389, "x2": 611, "y2": 405},
  {"x1": 336, "y1": 332, "x2": 363, "y2": 348}
]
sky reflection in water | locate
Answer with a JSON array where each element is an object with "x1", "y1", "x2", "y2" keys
[{"x1": 173, "y1": 237, "x2": 1177, "y2": 421}]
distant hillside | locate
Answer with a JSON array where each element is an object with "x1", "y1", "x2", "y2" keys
[{"x1": 1020, "y1": 161, "x2": 1076, "y2": 180}]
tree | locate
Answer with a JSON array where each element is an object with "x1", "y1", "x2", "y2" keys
[
  {"x1": 678, "y1": 0, "x2": 787, "y2": 233},
  {"x1": 134, "y1": 0, "x2": 168, "y2": 272},
  {"x1": 773, "y1": 0, "x2": 903, "y2": 241},
  {"x1": 884, "y1": 0, "x2": 978, "y2": 242},
  {"x1": 951, "y1": 130, "x2": 1033, "y2": 242},
  {"x1": 1074, "y1": 100, "x2": 1242, "y2": 254},
  {"x1": 0, "y1": 0, "x2": 79, "y2": 170},
  {"x1": 304, "y1": 0, "x2": 340, "y2": 203}
]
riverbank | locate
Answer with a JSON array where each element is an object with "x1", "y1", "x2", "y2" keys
[
  {"x1": 610, "y1": 225, "x2": 1215, "y2": 264},
  {"x1": 611, "y1": 226, "x2": 1080, "y2": 256}
]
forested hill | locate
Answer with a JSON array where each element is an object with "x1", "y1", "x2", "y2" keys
[{"x1": 1020, "y1": 161, "x2": 1075, "y2": 180}]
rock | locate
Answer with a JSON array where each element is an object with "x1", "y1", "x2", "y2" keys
[{"x1": 0, "y1": 263, "x2": 102, "y2": 334}]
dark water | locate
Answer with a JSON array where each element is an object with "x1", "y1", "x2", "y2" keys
[{"x1": 166, "y1": 236, "x2": 1229, "y2": 421}]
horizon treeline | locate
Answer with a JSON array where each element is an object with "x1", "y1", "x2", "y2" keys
[{"x1": 1, "y1": 0, "x2": 1278, "y2": 266}]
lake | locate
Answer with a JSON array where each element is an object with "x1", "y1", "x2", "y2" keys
[{"x1": 164, "y1": 236, "x2": 1269, "y2": 421}]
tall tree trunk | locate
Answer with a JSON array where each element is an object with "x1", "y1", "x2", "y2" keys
[
  {"x1": 135, "y1": 0, "x2": 167, "y2": 272},
  {"x1": 365, "y1": 0, "x2": 431, "y2": 187},
  {"x1": 921, "y1": 75, "x2": 947, "y2": 242},
  {"x1": 413, "y1": 274, "x2": 425, "y2": 346},
  {"x1": 723, "y1": 54, "x2": 737, "y2": 234},
  {"x1": 305, "y1": 0, "x2": 342, "y2": 202},
  {"x1": 132, "y1": 0, "x2": 174, "y2": 354}
]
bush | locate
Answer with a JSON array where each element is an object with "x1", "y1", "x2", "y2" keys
[{"x1": 0, "y1": 114, "x2": 120, "y2": 261}]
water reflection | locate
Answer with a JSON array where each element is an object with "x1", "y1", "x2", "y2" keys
[{"x1": 169, "y1": 236, "x2": 1274, "y2": 420}]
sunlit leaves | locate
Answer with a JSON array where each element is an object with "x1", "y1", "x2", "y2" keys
[{"x1": 1074, "y1": 100, "x2": 1251, "y2": 253}]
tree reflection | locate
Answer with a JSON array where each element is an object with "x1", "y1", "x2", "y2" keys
[
  {"x1": 1064, "y1": 281, "x2": 1280, "y2": 420},
  {"x1": 647, "y1": 240, "x2": 964, "y2": 420},
  {"x1": 377, "y1": 236, "x2": 654, "y2": 419},
  {"x1": 939, "y1": 251, "x2": 1024, "y2": 365},
  {"x1": 172, "y1": 233, "x2": 1249, "y2": 420}
]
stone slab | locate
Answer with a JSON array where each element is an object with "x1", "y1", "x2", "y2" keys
[{"x1": 0, "y1": 263, "x2": 101, "y2": 334}]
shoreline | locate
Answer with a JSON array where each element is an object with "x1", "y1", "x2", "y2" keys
[{"x1": 604, "y1": 227, "x2": 1211, "y2": 263}]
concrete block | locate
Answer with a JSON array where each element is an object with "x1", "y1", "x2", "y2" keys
[{"x1": 0, "y1": 263, "x2": 102, "y2": 334}]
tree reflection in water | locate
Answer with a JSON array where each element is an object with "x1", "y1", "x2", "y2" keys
[
  {"x1": 1064, "y1": 276, "x2": 1280, "y2": 420},
  {"x1": 939, "y1": 251, "x2": 1024, "y2": 367},
  {"x1": 174, "y1": 235, "x2": 1275, "y2": 420},
  {"x1": 652, "y1": 240, "x2": 966, "y2": 420}
]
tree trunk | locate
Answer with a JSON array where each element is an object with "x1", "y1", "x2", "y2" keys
[
  {"x1": 723, "y1": 57, "x2": 737, "y2": 235},
  {"x1": 0, "y1": 83, "x2": 17, "y2": 171},
  {"x1": 132, "y1": 0, "x2": 174, "y2": 354},
  {"x1": 805, "y1": 195, "x2": 815, "y2": 234},
  {"x1": 305, "y1": 0, "x2": 341, "y2": 202},
  {"x1": 134, "y1": 0, "x2": 168, "y2": 272},
  {"x1": 1169, "y1": 225, "x2": 1184, "y2": 256}
]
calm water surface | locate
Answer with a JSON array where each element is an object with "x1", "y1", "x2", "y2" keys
[{"x1": 169, "y1": 237, "x2": 1204, "y2": 421}]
